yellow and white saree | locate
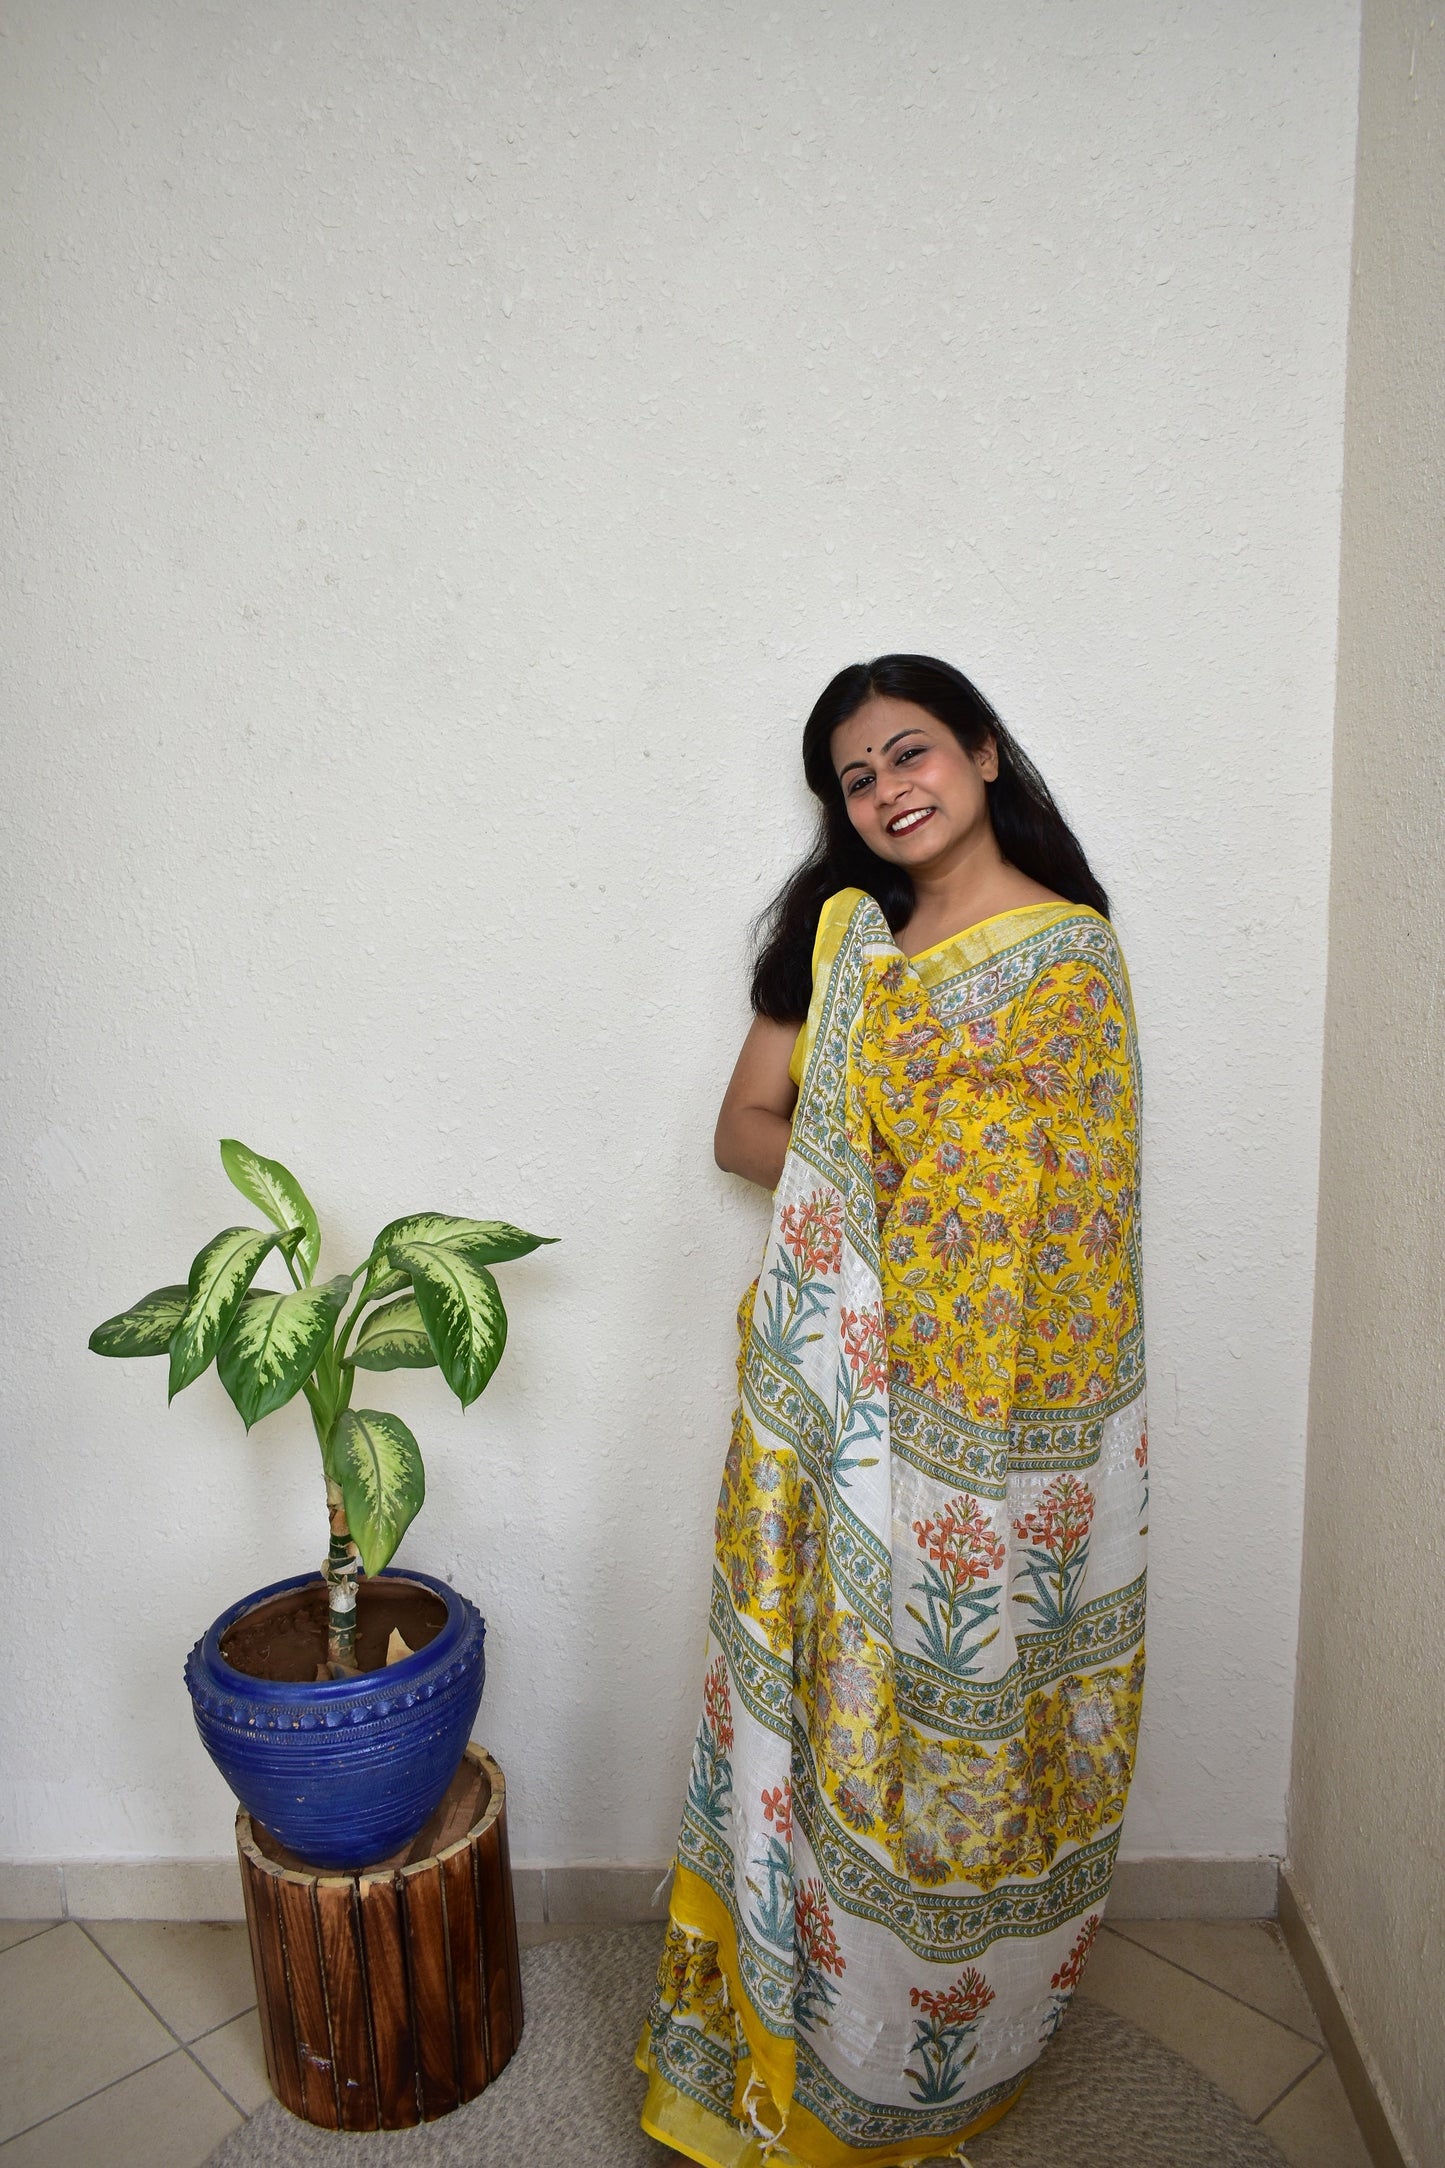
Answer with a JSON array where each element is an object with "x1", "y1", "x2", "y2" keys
[{"x1": 640, "y1": 890, "x2": 1146, "y2": 2166}]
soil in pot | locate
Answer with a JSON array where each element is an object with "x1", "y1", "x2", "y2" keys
[{"x1": 219, "y1": 1578, "x2": 447, "y2": 1682}]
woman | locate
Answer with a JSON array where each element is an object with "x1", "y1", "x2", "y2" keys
[{"x1": 639, "y1": 655, "x2": 1146, "y2": 2166}]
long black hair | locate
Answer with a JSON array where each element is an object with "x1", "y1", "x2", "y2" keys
[{"x1": 751, "y1": 653, "x2": 1109, "y2": 1021}]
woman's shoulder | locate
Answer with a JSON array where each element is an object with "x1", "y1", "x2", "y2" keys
[
  {"x1": 1025, "y1": 907, "x2": 1136, "y2": 1029},
  {"x1": 810, "y1": 887, "x2": 879, "y2": 970}
]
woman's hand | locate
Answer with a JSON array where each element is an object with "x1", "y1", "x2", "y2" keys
[{"x1": 715, "y1": 1017, "x2": 800, "y2": 1190}]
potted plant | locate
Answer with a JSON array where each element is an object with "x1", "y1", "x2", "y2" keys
[{"x1": 89, "y1": 1138, "x2": 552, "y2": 1870}]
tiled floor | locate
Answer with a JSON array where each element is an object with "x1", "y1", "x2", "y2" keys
[{"x1": 0, "y1": 1914, "x2": 1372, "y2": 2166}]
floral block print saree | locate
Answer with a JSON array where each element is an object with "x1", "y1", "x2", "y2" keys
[{"x1": 638, "y1": 890, "x2": 1147, "y2": 2168}]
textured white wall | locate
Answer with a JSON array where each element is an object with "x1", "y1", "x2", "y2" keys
[
  {"x1": 0, "y1": 1, "x2": 1358, "y2": 1871},
  {"x1": 1290, "y1": 3, "x2": 1445, "y2": 2158}
]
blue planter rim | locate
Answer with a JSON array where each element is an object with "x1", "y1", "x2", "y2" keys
[{"x1": 198, "y1": 1567, "x2": 475, "y2": 1704}]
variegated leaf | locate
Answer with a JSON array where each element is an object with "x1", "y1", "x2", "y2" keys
[
  {"x1": 361, "y1": 1213, "x2": 554, "y2": 1301},
  {"x1": 348, "y1": 1294, "x2": 437, "y2": 1372},
  {"x1": 219, "y1": 1139, "x2": 322, "y2": 1283},
  {"x1": 168, "y1": 1226, "x2": 293, "y2": 1401},
  {"x1": 448, "y1": 1220, "x2": 555, "y2": 1266},
  {"x1": 217, "y1": 1274, "x2": 353, "y2": 1429},
  {"x1": 360, "y1": 1213, "x2": 478, "y2": 1301},
  {"x1": 328, "y1": 1408, "x2": 425, "y2": 1576},
  {"x1": 89, "y1": 1284, "x2": 190, "y2": 1359},
  {"x1": 388, "y1": 1240, "x2": 507, "y2": 1408}
]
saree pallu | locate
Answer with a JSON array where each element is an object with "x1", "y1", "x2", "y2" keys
[{"x1": 639, "y1": 890, "x2": 1147, "y2": 2168}]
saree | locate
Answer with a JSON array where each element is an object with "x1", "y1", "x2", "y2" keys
[{"x1": 639, "y1": 890, "x2": 1146, "y2": 2167}]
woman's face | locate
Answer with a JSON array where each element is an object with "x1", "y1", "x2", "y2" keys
[{"x1": 830, "y1": 696, "x2": 997, "y2": 870}]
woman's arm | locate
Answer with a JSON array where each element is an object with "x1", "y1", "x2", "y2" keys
[{"x1": 715, "y1": 1016, "x2": 801, "y2": 1190}]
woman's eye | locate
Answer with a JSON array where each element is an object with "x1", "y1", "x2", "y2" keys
[
  {"x1": 896, "y1": 745, "x2": 922, "y2": 764},
  {"x1": 846, "y1": 774, "x2": 873, "y2": 796}
]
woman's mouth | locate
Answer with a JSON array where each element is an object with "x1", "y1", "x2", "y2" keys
[{"x1": 886, "y1": 806, "x2": 935, "y2": 837}]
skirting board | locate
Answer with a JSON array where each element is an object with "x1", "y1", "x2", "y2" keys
[
  {"x1": 1277, "y1": 1873, "x2": 1415, "y2": 2168},
  {"x1": 0, "y1": 1853, "x2": 1279, "y2": 1926}
]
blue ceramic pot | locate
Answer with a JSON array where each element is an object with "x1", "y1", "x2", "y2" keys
[{"x1": 184, "y1": 1568, "x2": 486, "y2": 1870}]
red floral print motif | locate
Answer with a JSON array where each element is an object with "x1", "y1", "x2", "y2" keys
[
  {"x1": 1040, "y1": 1914, "x2": 1101, "y2": 2042},
  {"x1": 926, "y1": 1207, "x2": 974, "y2": 1269},
  {"x1": 910, "y1": 1968, "x2": 995, "y2": 2028},
  {"x1": 794, "y1": 1879, "x2": 845, "y2": 1976},
  {"x1": 780, "y1": 1190, "x2": 845, "y2": 1276},
  {"x1": 1013, "y1": 1473, "x2": 1095, "y2": 1564},
  {"x1": 840, "y1": 1305, "x2": 888, "y2": 1394},
  {"x1": 1135, "y1": 1425, "x2": 1148, "y2": 1470},
  {"x1": 1012, "y1": 1473, "x2": 1097, "y2": 1628},
  {"x1": 910, "y1": 1495, "x2": 1006, "y2": 1673},
  {"x1": 980, "y1": 1288, "x2": 1020, "y2": 1333},
  {"x1": 889, "y1": 1022, "x2": 939, "y2": 1056},
  {"x1": 906, "y1": 1965, "x2": 996, "y2": 2103},
  {"x1": 913, "y1": 1496, "x2": 1006, "y2": 1586},
  {"x1": 1051, "y1": 1914, "x2": 1100, "y2": 1994},
  {"x1": 793, "y1": 1876, "x2": 846, "y2": 2032},
  {"x1": 1024, "y1": 1121, "x2": 1061, "y2": 1173},
  {"x1": 760, "y1": 1782, "x2": 792, "y2": 1841},
  {"x1": 702, "y1": 1654, "x2": 734, "y2": 1754},
  {"x1": 1079, "y1": 1206, "x2": 1121, "y2": 1262},
  {"x1": 1022, "y1": 1060, "x2": 1069, "y2": 1103},
  {"x1": 827, "y1": 1653, "x2": 877, "y2": 1719}
]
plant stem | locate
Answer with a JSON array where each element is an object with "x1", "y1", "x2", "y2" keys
[
  {"x1": 324, "y1": 1477, "x2": 360, "y2": 1673},
  {"x1": 334, "y1": 1269, "x2": 376, "y2": 1366},
  {"x1": 310, "y1": 1384, "x2": 360, "y2": 1675}
]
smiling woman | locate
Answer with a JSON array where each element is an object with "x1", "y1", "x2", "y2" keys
[{"x1": 640, "y1": 656, "x2": 1146, "y2": 2167}]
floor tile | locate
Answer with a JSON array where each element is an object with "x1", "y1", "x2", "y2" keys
[
  {"x1": 0, "y1": 1924, "x2": 57, "y2": 1956},
  {"x1": 1109, "y1": 1918, "x2": 1324, "y2": 2043},
  {"x1": 0, "y1": 2049, "x2": 240, "y2": 2166},
  {"x1": 190, "y1": 2009, "x2": 272, "y2": 2117},
  {"x1": 1078, "y1": 1928, "x2": 1320, "y2": 2120},
  {"x1": 84, "y1": 1921, "x2": 256, "y2": 2042},
  {"x1": 1261, "y1": 2056, "x2": 1374, "y2": 2168},
  {"x1": 0, "y1": 1921, "x2": 174, "y2": 2142}
]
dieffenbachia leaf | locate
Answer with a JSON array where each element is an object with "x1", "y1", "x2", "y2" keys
[
  {"x1": 388, "y1": 1239, "x2": 507, "y2": 1408},
  {"x1": 89, "y1": 1284, "x2": 190, "y2": 1359},
  {"x1": 361, "y1": 1214, "x2": 554, "y2": 1301},
  {"x1": 348, "y1": 1294, "x2": 438, "y2": 1372},
  {"x1": 217, "y1": 1274, "x2": 353, "y2": 1429},
  {"x1": 219, "y1": 1140, "x2": 322, "y2": 1284},
  {"x1": 328, "y1": 1408, "x2": 425, "y2": 1576},
  {"x1": 168, "y1": 1225, "x2": 298, "y2": 1401}
]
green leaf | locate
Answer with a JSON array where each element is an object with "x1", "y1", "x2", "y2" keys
[
  {"x1": 362, "y1": 1213, "x2": 554, "y2": 1301},
  {"x1": 168, "y1": 1226, "x2": 292, "y2": 1401},
  {"x1": 89, "y1": 1285, "x2": 190, "y2": 1359},
  {"x1": 389, "y1": 1239, "x2": 507, "y2": 1408},
  {"x1": 328, "y1": 1408, "x2": 425, "y2": 1575},
  {"x1": 219, "y1": 1140, "x2": 321, "y2": 1283},
  {"x1": 217, "y1": 1274, "x2": 353, "y2": 1429},
  {"x1": 361, "y1": 1214, "x2": 472, "y2": 1301},
  {"x1": 449, "y1": 1220, "x2": 555, "y2": 1266},
  {"x1": 348, "y1": 1294, "x2": 438, "y2": 1372}
]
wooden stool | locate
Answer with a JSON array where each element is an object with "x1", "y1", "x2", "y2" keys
[{"x1": 237, "y1": 1744, "x2": 523, "y2": 2129}]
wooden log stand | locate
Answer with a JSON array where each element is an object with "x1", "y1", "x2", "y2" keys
[{"x1": 237, "y1": 1744, "x2": 523, "y2": 2130}]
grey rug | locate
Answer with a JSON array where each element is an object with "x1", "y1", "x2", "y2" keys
[{"x1": 208, "y1": 1924, "x2": 1287, "y2": 2168}]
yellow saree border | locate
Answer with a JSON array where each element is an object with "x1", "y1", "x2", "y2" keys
[
  {"x1": 788, "y1": 890, "x2": 1096, "y2": 1086},
  {"x1": 636, "y1": 1864, "x2": 1029, "y2": 2168}
]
